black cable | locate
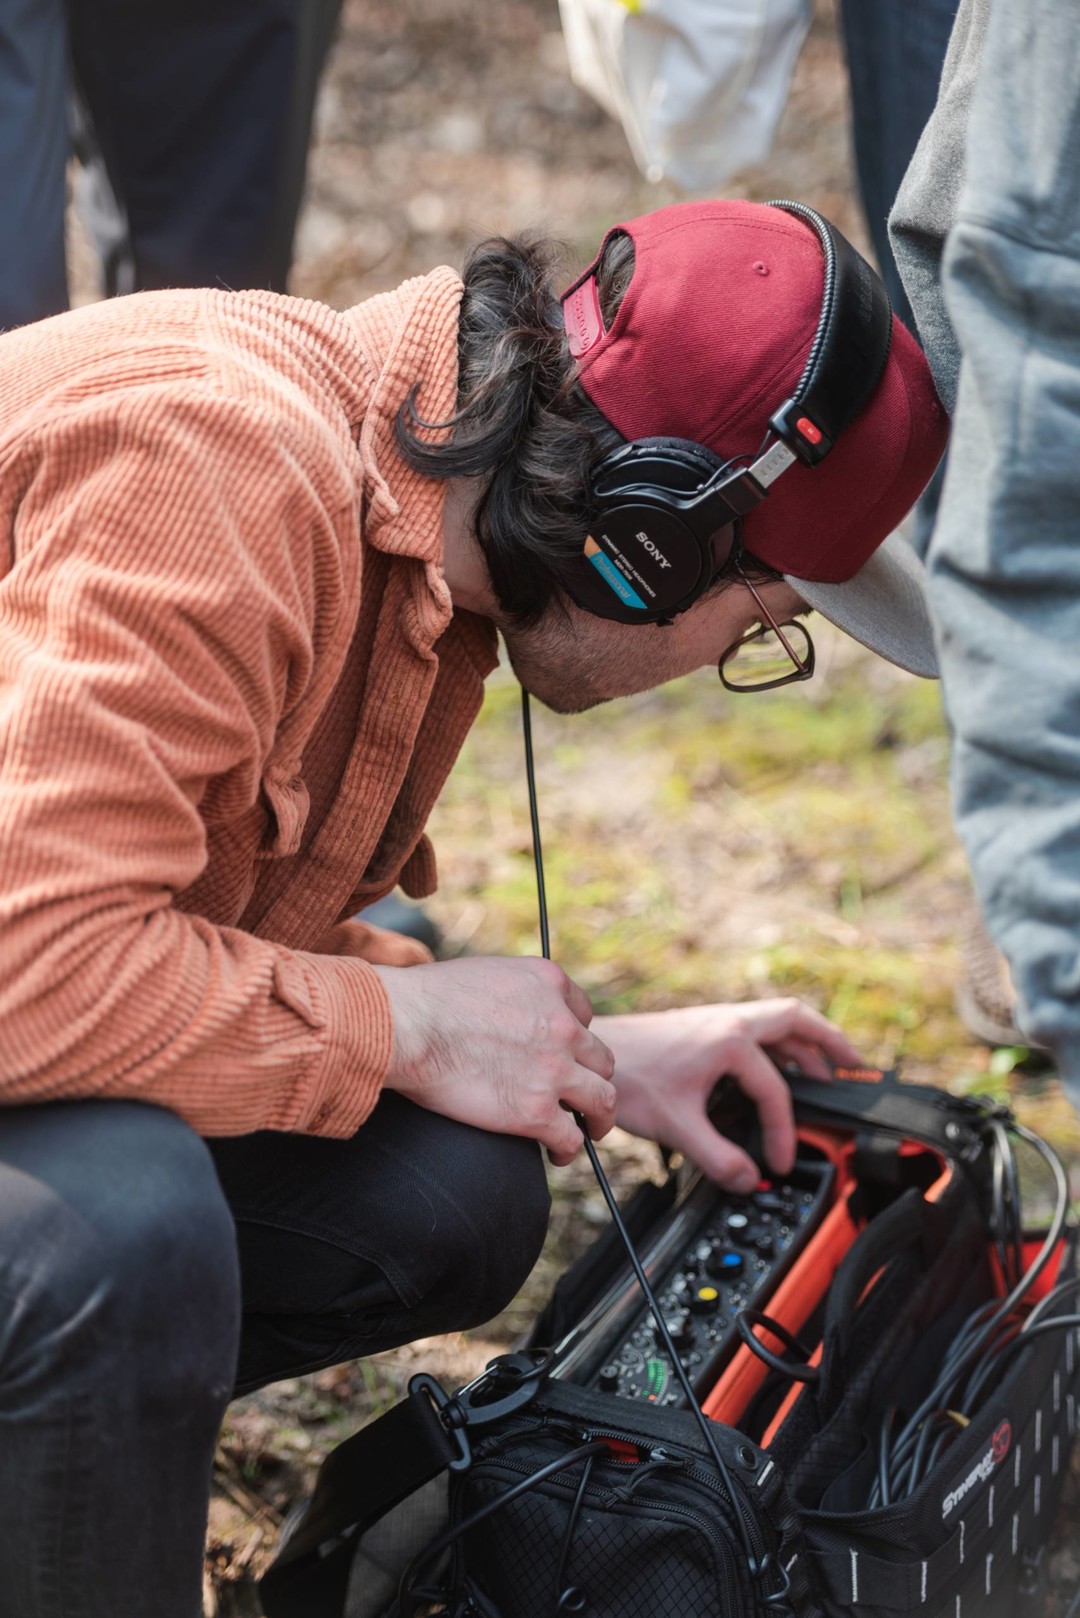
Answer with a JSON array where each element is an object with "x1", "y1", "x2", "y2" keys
[
  {"x1": 1003, "y1": 1122, "x2": 1025, "y2": 1286},
  {"x1": 919, "y1": 1129, "x2": 1062, "y2": 1399},
  {"x1": 872, "y1": 1119, "x2": 1072, "y2": 1506},
  {"x1": 923, "y1": 1413, "x2": 966, "y2": 1476},
  {"x1": 972, "y1": 1314, "x2": 1080, "y2": 1370},
  {"x1": 989, "y1": 1117, "x2": 1020, "y2": 1289},
  {"x1": 519, "y1": 686, "x2": 765, "y2": 1584},
  {"x1": 736, "y1": 1310, "x2": 820, "y2": 1384},
  {"x1": 877, "y1": 1407, "x2": 896, "y2": 1509},
  {"x1": 989, "y1": 1121, "x2": 1008, "y2": 1287},
  {"x1": 552, "y1": 1452, "x2": 596, "y2": 1614},
  {"x1": 520, "y1": 689, "x2": 550, "y2": 961},
  {"x1": 907, "y1": 1407, "x2": 969, "y2": 1497},
  {"x1": 1023, "y1": 1273, "x2": 1080, "y2": 1330},
  {"x1": 958, "y1": 1317, "x2": 1025, "y2": 1410}
]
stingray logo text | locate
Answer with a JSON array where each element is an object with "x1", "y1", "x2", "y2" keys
[{"x1": 941, "y1": 1423, "x2": 1011, "y2": 1520}]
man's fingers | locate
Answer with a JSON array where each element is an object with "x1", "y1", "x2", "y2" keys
[
  {"x1": 562, "y1": 1070, "x2": 618, "y2": 1140},
  {"x1": 722, "y1": 1036, "x2": 798, "y2": 1177},
  {"x1": 767, "y1": 1034, "x2": 834, "y2": 1082},
  {"x1": 573, "y1": 1026, "x2": 616, "y2": 1081},
  {"x1": 742, "y1": 998, "x2": 863, "y2": 1067},
  {"x1": 542, "y1": 1071, "x2": 616, "y2": 1163},
  {"x1": 561, "y1": 975, "x2": 595, "y2": 1029},
  {"x1": 679, "y1": 1124, "x2": 760, "y2": 1191},
  {"x1": 539, "y1": 1105, "x2": 584, "y2": 1165}
]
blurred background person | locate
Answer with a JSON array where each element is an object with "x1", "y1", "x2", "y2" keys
[
  {"x1": 891, "y1": 0, "x2": 1080, "y2": 1082},
  {"x1": 0, "y1": 0, "x2": 343, "y2": 328},
  {"x1": 836, "y1": 0, "x2": 960, "y2": 335}
]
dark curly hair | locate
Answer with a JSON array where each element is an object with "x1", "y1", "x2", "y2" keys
[{"x1": 395, "y1": 231, "x2": 777, "y2": 627}]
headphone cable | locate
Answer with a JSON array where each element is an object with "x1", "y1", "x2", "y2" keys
[{"x1": 521, "y1": 686, "x2": 776, "y2": 1590}]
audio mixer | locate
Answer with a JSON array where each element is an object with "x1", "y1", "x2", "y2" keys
[{"x1": 552, "y1": 1155, "x2": 836, "y2": 1407}]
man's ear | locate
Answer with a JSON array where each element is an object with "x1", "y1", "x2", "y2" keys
[{"x1": 441, "y1": 477, "x2": 498, "y2": 615}]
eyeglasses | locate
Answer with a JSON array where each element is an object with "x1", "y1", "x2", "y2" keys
[{"x1": 718, "y1": 561, "x2": 816, "y2": 693}]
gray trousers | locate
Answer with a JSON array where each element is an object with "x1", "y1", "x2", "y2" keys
[
  {"x1": 0, "y1": 1097, "x2": 550, "y2": 1616},
  {"x1": 890, "y1": 0, "x2": 1080, "y2": 1100}
]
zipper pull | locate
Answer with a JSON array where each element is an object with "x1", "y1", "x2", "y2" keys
[{"x1": 607, "y1": 1450, "x2": 684, "y2": 1504}]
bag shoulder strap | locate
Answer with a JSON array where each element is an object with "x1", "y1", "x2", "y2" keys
[
  {"x1": 260, "y1": 1383, "x2": 459, "y2": 1617},
  {"x1": 260, "y1": 1353, "x2": 549, "y2": 1618},
  {"x1": 784, "y1": 1072, "x2": 993, "y2": 1166}
]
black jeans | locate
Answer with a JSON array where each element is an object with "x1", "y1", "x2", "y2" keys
[{"x1": 0, "y1": 1096, "x2": 550, "y2": 1617}]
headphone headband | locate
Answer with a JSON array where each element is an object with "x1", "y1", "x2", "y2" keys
[{"x1": 766, "y1": 201, "x2": 893, "y2": 464}]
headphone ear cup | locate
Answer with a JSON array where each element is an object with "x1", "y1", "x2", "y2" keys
[
  {"x1": 626, "y1": 437, "x2": 727, "y2": 472},
  {"x1": 592, "y1": 437, "x2": 726, "y2": 501},
  {"x1": 570, "y1": 436, "x2": 736, "y2": 624}
]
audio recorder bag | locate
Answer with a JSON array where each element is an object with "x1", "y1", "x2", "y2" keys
[{"x1": 261, "y1": 1072, "x2": 1080, "y2": 1618}]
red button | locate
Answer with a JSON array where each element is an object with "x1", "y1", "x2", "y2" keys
[{"x1": 796, "y1": 416, "x2": 823, "y2": 445}]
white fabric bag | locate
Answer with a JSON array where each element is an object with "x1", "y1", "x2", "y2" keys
[{"x1": 558, "y1": 0, "x2": 812, "y2": 192}]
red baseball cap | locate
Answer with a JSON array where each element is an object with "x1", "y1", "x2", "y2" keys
[{"x1": 561, "y1": 200, "x2": 949, "y2": 676}]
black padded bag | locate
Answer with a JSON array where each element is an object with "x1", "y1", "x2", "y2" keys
[
  {"x1": 451, "y1": 1378, "x2": 789, "y2": 1618},
  {"x1": 446, "y1": 1168, "x2": 1080, "y2": 1618},
  {"x1": 796, "y1": 1247, "x2": 1080, "y2": 1618},
  {"x1": 769, "y1": 1189, "x2": 1080, "y2": 1618},
  {"x1": 262, "y1": 1088, "x2": 1080, "y2": 1618}
]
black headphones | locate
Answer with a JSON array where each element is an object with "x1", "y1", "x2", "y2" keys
[{"x1": 564, "y1": 201, "x2": 893, "y2": 626}]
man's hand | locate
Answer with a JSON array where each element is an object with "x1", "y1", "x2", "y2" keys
[
  {"x1": 595, "y1": 999, "x2": 863, "y2": 1190},
  {"x1": 372, "y1": 957, "x2": 617, "y2": 1164}
]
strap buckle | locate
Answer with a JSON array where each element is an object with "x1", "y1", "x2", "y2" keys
[
  {"x1": 408, "y1": 1351, "x2": 552, "y2": 1474},
  {"x1": 748, "y1": 1550, "x2": 794, "y2": 1613},
  {"x1": 942, "y1": 1092, "x2": 1014, "y2": 1163}
]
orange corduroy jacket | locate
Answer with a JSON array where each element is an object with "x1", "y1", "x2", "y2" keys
[{"x1": 0, "y1": 268, "x2": 498, "y2": 1139}]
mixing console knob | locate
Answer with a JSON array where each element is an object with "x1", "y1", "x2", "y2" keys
[
  {"x1": 754, "y1": 1190, "x2": 786, "y2": 1215},
  {"x1": 664, "y1": 1310, "x2": 694, "y2": 1347},
  {"x1": 729, "y1": 1217, "x2": 760, "y2": 1249},
  {"x1": 706, "y1": 1245, "x2": 745, "y2": 1281},
  {"x1": 690, "y1": 1284, "x2": 721, "y2": 1315},
  {"x1": 598, "y1": 1364, "x2": 621, "y2": 1392},
  {"x1": 754, "y1": 1233, "x2": 775, "y2": 1258}
]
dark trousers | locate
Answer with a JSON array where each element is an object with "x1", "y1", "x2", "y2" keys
[
  {"x1": 0, "y1": 0, "x2": 343, "y2": 328},
  {"x1": 837, "y1": 0, "x2": 962, "y2": 335},
  {"x1": 837, "y1": 0, "x2": 961, "y2": 548},
  {"x1": 0, "y1": 1096, "x2": 550, "y2": 1617}
]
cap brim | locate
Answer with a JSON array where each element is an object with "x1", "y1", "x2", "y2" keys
[{"x1": 784, "y1": 531, "x2": 939, "y2": 679}]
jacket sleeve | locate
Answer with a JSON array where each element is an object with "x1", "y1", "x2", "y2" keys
[
  {"x1": 898, "y1": 0, "x2": 1080, "y2": 1098},
  {"x1": 0, "y1": 387, "x2": 393, "y2": 1138}
]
